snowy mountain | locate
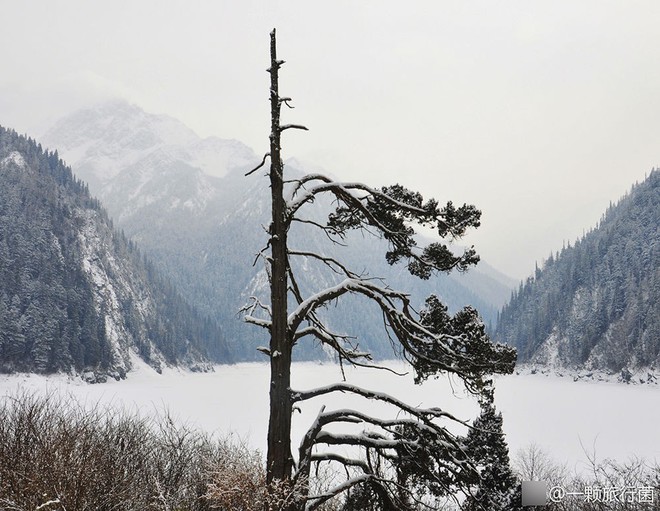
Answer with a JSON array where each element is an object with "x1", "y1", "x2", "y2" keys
[
  {"x1": 494, "y1": 170, "x2": 659, "y2": 373},
  {"x1": 40, "y1": 100, "x2": 515, "y2": 360},
  {"x1": 40, "y1": 100, "x2": 256, "y2": 220},
  {"x1": 0, "y1": 126, "x2": 229, "y2": 379}
]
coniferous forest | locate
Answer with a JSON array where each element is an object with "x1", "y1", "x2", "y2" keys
[
  {"x1": 494, "y1": 170, "x2": 659, "y2": 372},
  {"x1": 0, "y1": 126, "x2": 230, "y2": 377},
  {"x1": 2, "y1": 121, "x2": 658, "y2": 377}
]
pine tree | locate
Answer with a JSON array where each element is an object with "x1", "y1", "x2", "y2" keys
[
  {"x1": 245, "y1": 29, "x2": 517, "y2": 510},
  {"x1": 464, "y1": 384, "x2": 521, "y2": 511}
]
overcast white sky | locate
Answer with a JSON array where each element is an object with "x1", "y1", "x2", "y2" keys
[{"x1": 2, "y1": 1, "x2": 658, "y2": 279}]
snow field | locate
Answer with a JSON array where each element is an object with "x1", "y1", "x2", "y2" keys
[{"x1": 1, "y1": 361, "x2": 659, "y2": 474}]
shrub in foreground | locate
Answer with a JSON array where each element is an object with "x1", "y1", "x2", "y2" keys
[{"x1": 0, "y1": 392, "x2": 239, "y2": 510}]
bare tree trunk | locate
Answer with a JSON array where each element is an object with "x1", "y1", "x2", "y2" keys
[{"x1": 266, "y1": 28, "x2": 294, "y2": 493}]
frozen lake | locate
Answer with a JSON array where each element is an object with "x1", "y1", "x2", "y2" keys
[{"x1": 1, "y1": 361, "x2": 659, "y2": 475}]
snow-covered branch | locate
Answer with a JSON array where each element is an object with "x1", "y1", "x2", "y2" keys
[
  {"x1": 294, "y1": 397, "x2": 476, "y2": 510},
  {"x1": 287, "y1": 278, "x2": 407, "y2": 334},
  {"x1": 298, "y1": 277, "x2": 478, "y2": 372},
  {"x1": 286, "y1": 273, "x2": 497, "y2": 386},
  {"x1": 286, "y1": 266, "x2": 367, "y2": 366},
  {"x1": 316, "y1": 408, "x2": 460, "y2": 444},
  {"x1": 287, "y1": 268, "x2": 370, "y2": 365},
  {"x1": 240, "y1": 296, "x2": 272, "y2": 331},
  {"x1": 289, "y1": 182, "x2": 417, "y2": 243},
  {"x1": 244, "y1": 316, "x2": 272, "y2": 330},
  {"x1": 287, "y1": 177, "x2": 426, "y2": 219},
  {"x1": 309, "y1": 452, "x2": 370, "y2": 470},
  {"x1": 286, "y1": 176, "x2": 483, "y2": 279},
  {"x1": 315, "y1": 430, "x2": 419, "y2": 452},
  {"x1": 304, "y1": 457, "x2": 444, "y2": 511},
  {"x1": 291, "y1": 382, "x2": 466, "y2": 425}
]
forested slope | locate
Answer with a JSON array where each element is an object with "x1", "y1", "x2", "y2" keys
[
  {"x1": 494, "y1": 170, "x2": 659, "y2": 371},
  {"x1": 0, "y1": 126, "x2": 229, "y2": 378}
]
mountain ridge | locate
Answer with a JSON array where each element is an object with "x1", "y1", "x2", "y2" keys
[
  {"x1": 0, "y1": 126, "x2": 230, "y2": 379},
  {"x1": 40, "y1": 99, "x2": 516, "y2": 360},
  {"x1": 494, "y1": 170, "x2": 659, "y2": 372}
]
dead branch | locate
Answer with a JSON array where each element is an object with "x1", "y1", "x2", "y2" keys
[
  {"x1": 280, "y1": 124, "x2": 309, "y2": 132},
  {"x1": 246, "y1": 152, "x2": 271, "y2": 176}
]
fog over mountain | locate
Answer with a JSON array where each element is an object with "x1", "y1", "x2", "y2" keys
[{"x1": 41, "y1": 100, "x2": 515, "y2": 360}]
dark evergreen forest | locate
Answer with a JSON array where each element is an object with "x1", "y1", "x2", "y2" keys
[
  {"x1": 494, "y1": 170, "x2": 659, "y2": 371},
  {"x1": 0, "y1": 126, "x2": 229, "y2": 376}
]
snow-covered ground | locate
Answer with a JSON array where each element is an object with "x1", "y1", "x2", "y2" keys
[{"x1": 1, "y1": 361, "x2": 659, "y2": 475}]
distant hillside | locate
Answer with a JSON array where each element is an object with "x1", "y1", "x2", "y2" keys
[
  {"x1": 0, "y1": 126, "x2": 230, "y2": 379},
  {"x1": 494, "y1": 170, "x2": 659, "y2": 372},
  {"x1": 41, "y1": 100, "x2": 515, "y2": 360}
]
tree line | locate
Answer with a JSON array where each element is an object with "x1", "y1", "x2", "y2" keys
[
  {"x1": 494, "y1": 170, "x2": 659, "y2": 371},
  {"x1": 0, "y1": 126, "x2": 229, "y2": 376}
]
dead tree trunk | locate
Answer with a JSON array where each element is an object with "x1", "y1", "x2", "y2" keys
[{"x1": 266, "y1": 28, "x2": 294, "y2": 490}]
